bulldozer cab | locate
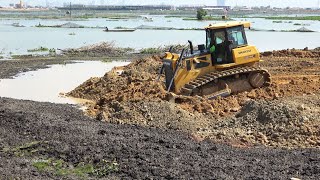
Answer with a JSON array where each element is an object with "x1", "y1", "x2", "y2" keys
[{"x1": 206, "y1": 22, "x2": 249, "y2": 65}]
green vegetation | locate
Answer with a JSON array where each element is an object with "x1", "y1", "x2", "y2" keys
[
  {"x1": 140, "y1": 47, "x2": 162, "y2": 54},
  {"x1": 32, "y1": 158, "x2": 118, "y2": 178},
  {"x1": 165, "y1": 15, "x2": 191, "y2": 18},
  {"x1": 185, "y1": 13, "x2": 233, "y2": 21},
  {"x1": 2, "y1": 141, "x2": 119, "y2": 177},
  {"x1": 76, "y1": 13, "x2": 95, "y2": 19},
  {"x1": 184, "y1": 16, "x2": 232, "y2": 21},
  {"x1": 265, "y1": 16, "x2": 320, "y2": 21},
  {"x1": 272, "y1": 20, "x2": 283, "y2": 23},
  {"x1": 196, "y1": 8, "x2": 207, "y2": 20},
  {"x1": 68, "y1": 32, "x2": 76, "y2": 35},
  {"x1": 102, "y1": 14, "x2": 140, "y2": 19},
  {"x1": 140, "y1": 44, "x2": 188, "y2": 54},
  {"x1": 32, "y1": 160, "x2": 52, "y2": 171},
  {"x1": 74, "y1": 163, "x2": 95, "y2": 177},
  {"x1": 108, "y1": 17, "x2": 130, "y2": 20},
  {"x1": 27, "y1": 47, "x2": 49, "y2": 52},
  {"x1": 1, "y1": 141, "x2": 45, "y2": 157}
]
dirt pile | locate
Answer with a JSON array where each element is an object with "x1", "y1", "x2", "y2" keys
[
  {"x1": 202, "y1": 98, "x2": 320, "y2": 148},
  {"x1": 68, "y1": 49, "x2": 320, "y2": 148},
  {"x1": 61, "y1": 42, "x2": 133, "y2": 57},
  {"x1": 69, "y1": 56, "x2": 166, "y2": 102},
  {"x1": 261, "y1": 48, "x2": 320, "y2": 58}
]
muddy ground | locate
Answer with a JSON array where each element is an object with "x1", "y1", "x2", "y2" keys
[
  {"x1": 0, "y1": 97, "x2": 319, "y2": 179},
  {"x1": 0, "y1": 48, "x2": 320, "y2": 179},
  {"x1": 69, "y1": 48, "x2": 320, "y2": 149}
]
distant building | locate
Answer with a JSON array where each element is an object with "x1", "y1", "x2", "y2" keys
[
  {"x1": 217, "y1": 0, "x2": 225, "y2": 6},
  {"x1": 15, "y1": 1, "x2": 24, "y2": 9}
]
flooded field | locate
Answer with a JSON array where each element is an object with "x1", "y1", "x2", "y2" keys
[
  {"x1": 1, "y1": 16, "x2": 320, "y2": 56},
  {"x1": 0, "y1": 61, "x2": 129, "y2": 103}
]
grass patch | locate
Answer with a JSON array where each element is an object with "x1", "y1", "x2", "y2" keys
[
  {"x1": 265, "y1": 16, "x2": 320, "y2": 21},
  {"x1": 140, "y1": 47, "x2": 162, "y2": 54},
  {"x1": 32, "y1": 158, "x2": 118, "y2": 178},
  {"x1": 33, "y1": 160, "x2": 51, "y2": 171},
  {"x1": 108, "y1": 17, "x2": 130, "y2": 20},
  {"x1": 183, "y1": 16, "x2": 233, "y2": 21},
  {"x1": 27, "y1": 46, "x2": 49, "y2": 52},
  {"x1": 76, "y1": 14, "x2": 95, "y2": 19},
  {"x1": 74, "y1": 163, "x2": 95, "y2": 177},
  {"x1": 140, "y1": 44, "x2": 188, "y2": 55},
  {"x1": 272, "y1": 20, "x2": 283, "y2": 23},
  {"x1": 101, "y1": 14, "x2": 140, "y2": 19},
  {"x1": 165, "y1": 15, "x2": 190, "y2": 18},
  {"x1": 1, "y1": 141, "x2": 45, "y2": 157}
]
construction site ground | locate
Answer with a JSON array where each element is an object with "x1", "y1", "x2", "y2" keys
[{"x1": 0, "y1": 48, "x2": 319, "y2": 179}]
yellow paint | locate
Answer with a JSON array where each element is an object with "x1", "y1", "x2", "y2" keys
[
  {"x1": 163, "y1": 22, "x2": 260, "y2": 93},
  {"x1": 205, "y1": 21, "x2": 251, "y2": 29},
  {"x1": 232, "y1": 45, "x2": 260, "y2": 65}
]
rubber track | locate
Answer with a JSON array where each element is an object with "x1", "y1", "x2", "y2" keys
[{"x1": 180, "y1": 66, "x2": 271, "y2": 96}]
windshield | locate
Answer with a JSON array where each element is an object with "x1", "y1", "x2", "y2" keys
[
  {"x1": 206, "y1": 30, "x2": 226, "y2": 49},
  {"x1": 227, "y1": 26, "x2": 247, "y2": 47}
]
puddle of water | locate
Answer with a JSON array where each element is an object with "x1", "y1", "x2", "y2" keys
[{"x1": 0, "y1": 61, "x2": 130, "y2": 104}]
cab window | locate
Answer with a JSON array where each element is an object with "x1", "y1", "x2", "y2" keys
[
  {"x1": 227, "y1": 26, "x2": 247, "y2": 47},
  {"x1": 214, "y1": 31, "x2": 226, "y2": 45}
]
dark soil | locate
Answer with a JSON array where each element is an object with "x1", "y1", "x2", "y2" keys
[{"x1": 0, "y1": 97, "x2": 319, "y2": 179}]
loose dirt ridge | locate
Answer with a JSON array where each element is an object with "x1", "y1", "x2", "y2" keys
[{"x1": 68, "y1": 48, "x2": 320, "y2": 149}]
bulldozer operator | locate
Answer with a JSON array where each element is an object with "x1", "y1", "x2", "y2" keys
[{"x1": 208, "y1": 31, "x2": 233, "y2": 65}]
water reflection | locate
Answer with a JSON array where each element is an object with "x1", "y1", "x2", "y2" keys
[{"x1": 0, "y1": 61, "x2": 130, "y2": 104}]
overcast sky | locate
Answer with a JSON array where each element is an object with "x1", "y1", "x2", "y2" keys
[{"x1": 1, "y1": 0, "x2": 320, "y2": 8}]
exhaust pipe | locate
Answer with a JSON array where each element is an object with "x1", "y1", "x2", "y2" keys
[{"x1": 188, "y1": 40, "x2": 193, "y2": 54}]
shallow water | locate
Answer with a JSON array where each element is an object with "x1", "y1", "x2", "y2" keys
[
  {"x1": 1, "y1": 16, "x2": 320, "y2": 56},
  {"x1": 0, "y1": 61, "x2": 130, "y2": 104}
]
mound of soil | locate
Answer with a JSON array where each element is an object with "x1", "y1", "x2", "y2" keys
[
  {"x1": 69, "y1": 56, "x2": 165, "y2": 102},
  {"x1": 68, "y1": 49, "x2": 320, "y2": 148},
  {"x1": 203, "y1": 98, "x2": 320, "y2": 148}
]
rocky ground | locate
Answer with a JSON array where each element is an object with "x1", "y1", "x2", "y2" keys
[{"x1": 0, "y1": 48, "x2": 319, "y2": 179}]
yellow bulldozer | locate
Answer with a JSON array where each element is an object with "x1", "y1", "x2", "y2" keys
[{"x1": 160, "y1": 21, "x2": 271, "y2": 99}]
